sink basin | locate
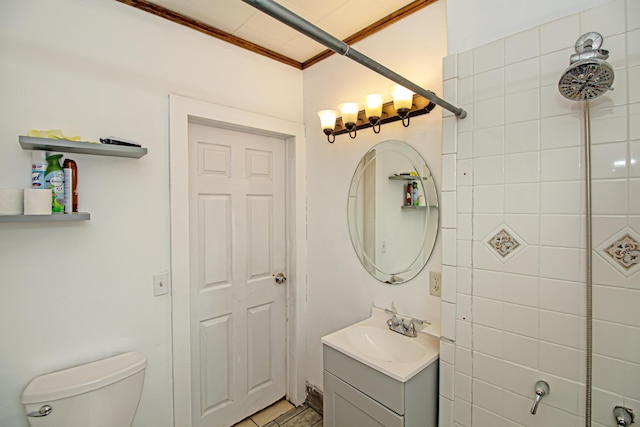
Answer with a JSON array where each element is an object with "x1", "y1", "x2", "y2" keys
[
  {"x1": 344, "y1": 326, "x2": 426, "y2": 363},
  {"x1": 321, "y1": 307, "x2": 440, "y2": 382}
]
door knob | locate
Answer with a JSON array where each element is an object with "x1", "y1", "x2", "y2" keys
[{"x1": 273, "y1": 272, "x2": 287, "y2": 285}]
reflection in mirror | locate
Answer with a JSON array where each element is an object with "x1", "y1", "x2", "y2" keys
[{"x1": 348, "y1": 140, "x2": 438, "y2": 284}]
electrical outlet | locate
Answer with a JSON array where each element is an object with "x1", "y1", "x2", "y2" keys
[
  {"x1": 153, "y1": 272, "x2": 170, "y2": 296},
  {"x1": 429, "y1": 271, "x2": 442, "y2": 297}
]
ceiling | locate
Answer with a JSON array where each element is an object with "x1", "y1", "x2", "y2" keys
[{"x1": 117, "y1": 0, "x2": 436, "y2": 69}]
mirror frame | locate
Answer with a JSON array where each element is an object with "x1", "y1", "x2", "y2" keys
[{"x1": 347, "y1": 140, "x2": 439, "y2": 284}]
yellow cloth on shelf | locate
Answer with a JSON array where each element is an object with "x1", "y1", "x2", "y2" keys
[{"x1": 27, "y1": 129, "x2": 98, "y2": 144}]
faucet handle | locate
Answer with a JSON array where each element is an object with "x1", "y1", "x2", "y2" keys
[
  {"x1": 530, "y1": 380, "x2": 550, "y2": 415},
  {"x1": 614, "y1": 406, "x2": 635, "y2": 426}
]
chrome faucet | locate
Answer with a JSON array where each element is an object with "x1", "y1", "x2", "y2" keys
[
  {"x1": 614, "y1": 406, "x2": 635, "y2": 426},
  {"x1": 530, "y1": 380, "x2": 550, "y2": 415},
  {"x1": 384, "y1": 308, "x2": 429, "y2": 337}
]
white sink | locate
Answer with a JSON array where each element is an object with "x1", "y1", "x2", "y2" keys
[{"x1": 321, "y1": 307, "x2": 440, "y2": 382}]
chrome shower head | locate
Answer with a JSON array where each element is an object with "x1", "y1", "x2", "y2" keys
[{"x1": 558, "y1": 32, "x2": 614, "y2": 101}]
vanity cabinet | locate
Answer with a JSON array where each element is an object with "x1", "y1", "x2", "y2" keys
[{"x1": 323, "y1": 345, "x2": 438, "y2": 427}]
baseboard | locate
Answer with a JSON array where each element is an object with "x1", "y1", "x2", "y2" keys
[{"x1": 305, "y1": 383, "x2": 323, "y2": 415}]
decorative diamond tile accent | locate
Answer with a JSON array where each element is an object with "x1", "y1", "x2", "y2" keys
[
  {"x1": 604, "y1": 233, "x2": 640, "y2": 270},
  {"x1": 488, "y1": 229, "x2": 521, "y2": 257},
  {"x1": 596, "y1": 228, "x2": 640, "y2": 277}
]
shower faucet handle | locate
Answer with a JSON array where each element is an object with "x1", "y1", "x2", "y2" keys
[
  {"x1": 614, "y1": 406, "x2": 635, "y2": 426},
  {"x1": 530, "y1": 380, "x2": 550, "y2": 415}
]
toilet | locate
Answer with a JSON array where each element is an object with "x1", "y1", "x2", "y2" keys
[{"x1": 21, "y1": 352, "x2": 147, "y2": 427}]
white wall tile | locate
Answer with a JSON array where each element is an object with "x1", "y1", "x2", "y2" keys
[
  {"x1": 458, "y1": 50, "x2": 473, "y2": 78},
  {"x1": 474, "y1": 185, "x2": 504, "y2": 214},
  {"x1": 457, "y1": 186, "x2": 472, "y2": 213},
  {"x1": 540, "y1": 246, "x2": 583, "y2": 282},
  {"x1": 626, "y1": 289, "x2": 640, "y2": 327},
  {"x1": 503, "y1": 331, "x2": 539, "y2": 367},
  {"x1": 540, "y1": 214, "x2": 583, "y2": 248},
  {"x1": 457, "y1": 293, "x2": 472, "y2": 321},
  {"x1": 442, "y1": 191, "x2": 457, "y2": 229},
  {"x1": 457, "y1": 239, "x2": 472, "y2": 268},
  {"x1": 505, "y1": 214, "x2": 540, "y2": 245},
  {"x1": 457, "y1": 267, "x2": 472, "y2": 295},
  {"x1": 593, "y1": 285, "x2": 627, "y2": 324},
  {"x1": 473, "y1": 352, "x2": 504, "y2": 387},
  {"x1": 540, "y1": 310, "x2": 582, "y2": 349},
  {"x1": 592, "y1": 179, "x2": 628, "y2": 215},
  {"x1": 540, "y1": 14, "x2": 580, "y2": 54},
  {"x1": 504, "y1": 245, "x2": 541, "y2": 277},
  {"x1": 443, "y1": 116, "x2": 458, "y2": 154},
  {"x1": 605, "y1": 32, "x2": 627, "y2": 70},
  {"x1": 505, "y1": 152, "x2": 540, "y2": 183},
  {"x1": 442, "y1": 228, "x2": 457, "y2": 266},
  {"x1": 473, "y1": 214, "x2": 503, "y2": 241},
  {"x1": 505, "y1": 27, "x2": 540, "y2": 65},
  {"x1": 444, "y1": 54, "x2": 458, "y2": 80},
  {"x1": 453, "y1": 397, "x2": 472, "y2": 426},
  {"x1": 457, "y1": 159, "x2": 472, "y2": 187},
  {"x1": 473, "y1": 127, "x2": 504, "y2": 157},
  {"x1": 505, "y1": 120, "x2": 539, "y2": 153},
  {"x1": 455, "y1": 347, "x2": 472, "y2": 375},
  {"x1": 592, "y1": 254, "x2": 626, "y2": 288},
  {"x1": 503, "y1": 303, "x2": 539, "y2": 338},
  {"x1": 505, "y1": 89, "x2": 540, "y2": 124},
  {"x1": 540, "y1": 84, "x2": 576, "y2": 118},
  {"x1": 541, "y1": 374, "x2": 580, "y2": 415},
  {"x1": 502, "y1": 361, "x2": 538, "y2": 396},
  {"x1": 472, "y1": 380, "x2": 503, "y2": 416},
  {"x1": 458, "y1": 77, "x2": 473, "y2": 105},
  {"x1": 505, "y1": 58, "x2": 540, "y2": 94},
  {"x1": 592, "y1": 388, "x2": 624, "y2": 426},
  {"x1": 539, "y1": 341, "x2": 581, "y2": 381},
  {"x1": 631, "y1": 102, "x2": 640, "y2": 140},
  {"x1": 626, "y1": 358, "x2": 640, "y2": 399},
  {"x1": 474, "y1": 97, "x2": 505, "y2": 129},
  {"x1": 630, "y1": 140, "x2": 640, "y2": 177},
  {"x1": 630, "y1": 66, "x2": 640, "y2": 104},
  {"x1": 592, "y1": 215, "x2": 628, "y2": 248},
  {"x1": 474, "y1": 156, "x2": 504, "y2": 185},
  {"x1": 456, "y1": 319, "x2": 472, "y2": 349},
  {"x1": 505, "y1": 183, "x2": 540, "y2": 214},
  {"x1": 439, "y1": 395, "x2": 454, "y2": 427},
  {"x1": 474, "y1": 39, "x2": 504, "y2": 74},
  {"x1": 458, "y1": 131, "x2": 473, "y2": 159},
  {"x1": 441, "y1": 339, "x2": 455, "y2": 364},
  {"x1": 474, "y1": 269, "x2": 503, "y2": 300},
  {"x1": 541, "y1": 147, "x2": 581, "y2": 181},
  {"x1": 580, "y1": 0, "x2": 626, "y2": 37},
  {"x1": 593, "y1": 354, "x2": 627, "y2": 394},
  {"x1": 474, "y1": 68, "x2": 504, "y2": 101},
  {"x1": 629, "y1": 0, "x2": 640, "y2": 31},
  {"x1": 441, "y1": 301, "x2": 456, "y2": 341},
  {"x1": 442, "y1": 265, "x2": 457, "y2": 304},
  {"x1": 631, "y1": 179, "x2": 640, "y2": 214},
  {"x1": 474, "y1": 324, "x2": 503, "y2": 358},
  {"x1": 457, "y1": 213, "x2": 472, "y2": 240},
  {"x1": 474, "y1": 296, "x2": 503, "y2": 329},
  {"x1": 540, "y1": 113, "x2": 581, "y2": 149},
  {"x1": 540, "y1": 181, "x2": 582, "y2": 214},
  {"x1": 457, "y1": 104, "x2": 474, "y2": 133},
  {"x1": 503, "y1": 272, "x2": 539, "y2": 307},
  {"x1": 502, "y1": 391, "x2": 532, "y2": 426},
  {"x1": 442, "y1": 153, "x2": 457, "y2": 191},
  {"x1": 590, "y1": 105, "x2": 628, "y2": 144},
  {"x1": 629, "y1": 29, "x2": 640, "y2": 67},
  {"x1": 474, "y1": 241, "x2": 507, "y2": 272},
  {"x1": 540, "y1": 48, "x2": 573, "y2": 87},
  {"x1": 440, "y1": 361, "x2": 455, "y2": 399},
  {"x1": 591, "y1": 141, "x2": 628, "y2": 179},
  {"x1": 539, "y1": 278, "x2": 585, "y2": 316}
]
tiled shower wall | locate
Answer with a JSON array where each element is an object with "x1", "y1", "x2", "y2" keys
[{"x1": 438, "y1": 1, "x2": 640, "y2": 426}]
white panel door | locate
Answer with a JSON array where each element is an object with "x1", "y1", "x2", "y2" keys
[{"x1": 188, "y1": 123, "x2": 286, "y2": 427}]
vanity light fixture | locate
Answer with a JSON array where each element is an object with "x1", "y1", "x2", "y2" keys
[{"x1": 317, "y1": 86, "x2": 437, "y2": 143}]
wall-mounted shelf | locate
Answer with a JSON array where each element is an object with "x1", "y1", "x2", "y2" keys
[
  {"x1": 389, "y1": 175, "x2": 419, "y2": 181},
  {"x1": 19, "y1": 136, "x2": 147, "y2": 158},
  {"x1": 0, "y1": 213, "x2": 90, "y2": 223},
  {"x1": 401, "y1": 205, "x2": 427, "y2": 210}
]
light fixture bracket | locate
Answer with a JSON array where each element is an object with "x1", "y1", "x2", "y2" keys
[{"x1": 332, "y1": 94, "x2": 435, "y2": 137}]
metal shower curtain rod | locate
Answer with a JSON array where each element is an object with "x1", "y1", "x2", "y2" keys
[{"x1": 241, "y1": 0, "x2": 467, "y2": 119}]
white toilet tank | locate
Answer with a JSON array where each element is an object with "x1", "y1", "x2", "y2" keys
[{"x1": 21, "y1": 352, "x2": 147, "y2": 427}]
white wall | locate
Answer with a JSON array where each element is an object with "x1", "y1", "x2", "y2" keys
[
  {"x1": 303, "y1": 1, "x2": 448, "y2": 389},
  {"x1": 439, "y1": 0, "x2": 640, "y2": 425},
  {"x1": 0, "y1": 1, "x2": 302, "y2": 426},
  {"x1": 446, "y1": 0, "x2": 611, "y2": 54}
]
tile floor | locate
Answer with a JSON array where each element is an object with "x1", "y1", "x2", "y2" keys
[{"x1": 233, "y1": 399, "x2": 322, "y2": 427}]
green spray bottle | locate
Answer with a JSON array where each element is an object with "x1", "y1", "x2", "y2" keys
[{"x1": 45, "y1": 154, "x2": 64, "y2": 213}]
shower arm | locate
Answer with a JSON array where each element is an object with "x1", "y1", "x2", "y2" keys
[{"x1": 241, "y1": 0, "x2": 467, "y2": 119}]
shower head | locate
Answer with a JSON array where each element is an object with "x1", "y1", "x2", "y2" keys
[{"x1": 558, "y1": 32, "x2": 614, "y2": 101}]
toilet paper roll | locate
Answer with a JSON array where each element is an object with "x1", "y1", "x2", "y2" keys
[
  {"x1": 24, "y1": 189, "x2": 52, "y2": 215},
  {"x1": 0, "y1": 188, "x2": 24, "y2": 215}
]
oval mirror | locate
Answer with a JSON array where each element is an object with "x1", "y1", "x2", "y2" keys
[{"x1": 347, "y1": 140, "x2": 438, "y2": 284}]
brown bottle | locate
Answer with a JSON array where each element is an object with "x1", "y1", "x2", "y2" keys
[
  {"x1": 406, "y1": 182, "x2": 413, "y2": 206},
  {"x1": 63, "y1": 159, "x2": 78, "y2": 213}
]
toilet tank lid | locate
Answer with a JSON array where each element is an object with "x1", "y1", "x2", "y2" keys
[{"x1": 21, "y1": 352, "x2": 147, "y2": 404}]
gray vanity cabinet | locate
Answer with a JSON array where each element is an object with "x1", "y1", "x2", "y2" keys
[{"x1": 323, "y1": 345, "x2": 439, "y2": 427}]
